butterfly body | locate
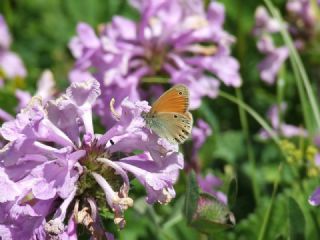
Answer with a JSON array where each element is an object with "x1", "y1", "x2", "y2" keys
[{"x1": 143, "y1": 85, "x2": 193, "y2": 144}]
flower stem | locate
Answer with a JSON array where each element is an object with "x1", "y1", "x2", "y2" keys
[
  {"x1": 277, "y1": 66, "x2": 286, "y2": 129},
  {"x1": 142, "y1": 76, "x2": 168, "y2": 84},
  {"x1": 257, "y1": 163, "x2": 283, "y2": 240},
  {"x1": 219, "y1": 91, "x2": 280, "y2": 146},
  {"x1": 235, "y1": 88, "x2": 259, "y2": 204}
]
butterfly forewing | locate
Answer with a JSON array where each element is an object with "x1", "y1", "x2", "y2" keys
[{"x1": 150, "y1": 84, "x2": 189, "y2": 114}]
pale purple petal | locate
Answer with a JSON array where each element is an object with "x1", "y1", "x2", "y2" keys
[
  {"x1": 253, "y1": 6, "x2": 282, "y2": 36},
  {"x1": 198, "y1": 173, "x2": 227, "y2": 205},
  {"x1": 309, "y1": 187, "x2": 320, "y2": 206},
  {"x1": 15, "y1": 89, "x2": 32, "y2": 111},
  {"x1": 280, "y1": 124, "x2": 307, "y2": 138},
  {"x1": 35, "y1": 70, "x2": 55, "y2": 101},
  {"x1": 76, "y1": 22, "x2": 100, "y2": 49},
  {"x1": 258, "y1": 46, "x2": 288, "y2": 85},
  {"x1": 0, "y1": 108, "x2": 14, "y2": 121},
  {"x1": 0, "y1": 52, "x2": 27, "y2": 79},
  {"x1": 0, "y1": 15, "x2": 12, "y2": 49},
  {"x1": 117, "y1": 152, "x2": 183, "y2": 204}
]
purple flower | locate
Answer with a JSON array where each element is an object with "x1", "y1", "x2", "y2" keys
[
  {"x1": 15, "y1": 70, "x2": 56, "y2": 112},
  {"x1": 308, "y1": 136, "x2": 320, "y2": 206},
  {"x1": 192, "y1": 119, "x2": 212, "y2": 152},
  {"x1": 0, "y1": 109, "x2": 14, "y2": 122},
  {"x1": 0, "y1": 78, "x2": 183, "y2": 238},
  {"x1": 309, "y1": 187, "x2": 320, "y2": 206},
  {"x1": 0, "y1": 15, "x2": 26, "y2": 86},
  {"x1": 253, "y1": 6, "x2": 282, "y2": 36},
  {"x1": 257, "y1": 36, "x2": 289, "y2": 85},
  {"x1": 0, "y1": 15, "x2": 11, "y2": 50},
  {"x1": 0, "y1": 52, "x2": 26, "y2": 81},
  {"x1": 286, "y1": 0, "x2": 316, "y2": 50},
  {"x1": 69, "y1": 0, "x2": 241, "y2": 126},
  {"x1": 197, "y1": 173, "x2": 227, "y2": 205},
  {"x1": 34, "y1": 70, "x2": 56, "y2": 102},
  {"x1": 0, "y1": 70, "x2": 56, "y2": 122},
  {"x1": 258, "y1": 103, "x2": 307, "y2": 139},
  {"x1": 253, "y1": 6, "x2": 289, "y2": 85}
]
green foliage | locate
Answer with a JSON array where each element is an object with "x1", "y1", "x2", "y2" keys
[
  {"x1": 288, "y1": 197, "x2": 305, "y2": 240},
  {"x1": 184, "y1": 171, "x2": 199, "y2": 223}
]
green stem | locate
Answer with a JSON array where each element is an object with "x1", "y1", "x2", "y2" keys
[
  {"x1": 257, "y1": 163, "x2": 283, "y2": 240},
  {"x1": 295, "y1": 170, "x2": 320, "y2": 236},
  {"x1": 277, "y1": 66, "x2": 286, "y2": 127},
  {"x1": 142, "y1": 77, "x2": 168, "y2": 84},
  {"x1": 219, "y1": 91, "x2": 280, "y2": 146},
  {"x1": 235, "y1": 88, "x2": 259, "y2": 204}
]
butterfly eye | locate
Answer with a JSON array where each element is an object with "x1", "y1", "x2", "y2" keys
[
  {"x1": 174, "y1": 115, "x2": 178, "y2": 118},
  {"x1": 178, "y1": 92, "x2": 182, "y2": 95}
]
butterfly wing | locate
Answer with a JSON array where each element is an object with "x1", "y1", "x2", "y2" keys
[
  {"x1": 150, "y1": 84, "x2": 189, "y2": 114},
  {"x1": 149, "y1": 111, "x2": 193, "y2": 144}
]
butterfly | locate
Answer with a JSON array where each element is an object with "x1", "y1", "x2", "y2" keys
[{"x1": 143, "y1": 84, "x2": 193, "y2": 144}]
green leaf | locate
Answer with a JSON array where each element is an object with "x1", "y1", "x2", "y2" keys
[
  {"x1": 199, "y1": 100, "x2": 219, "y2": 132},
  {"x1": 162, "y1": 197, "x2": 184, "y2": 230},
  {"x1": 214, "y1": 131, "x2": 245, "y2": 163},
  {"x1": 288, "y1": 197, "x2": 305, "y2": 240},
  {"x1": 227, "y1": 177, "x2": 238, "y2": 209},
  {"x1": 184, "y1": 171, "x2": 199, "y2": 224},
  {"x1": 0, "y1": 88, "x2": 18, "y2": 115}
]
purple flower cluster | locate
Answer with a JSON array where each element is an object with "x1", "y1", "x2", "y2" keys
[
  {"x1": 258, "y1": 103, "x2": 307, "y2": 139},
  {"x1": 253, "y1": 7, "x2": 288, "y2": 85},
  {"x1": 69, "y1": 0, "x2": 241, "y2": 126},
  {"x1": 253, "y1": 1, "x2": 316, "y2": 84},
  {"x1": 286, "y1": 0, "x2": 316, "y2": 50},
  {"x1": 0, "y1": 15, "x2": 26, "y2": 87},
  {"x1": 0, "y1": 78, "x2": 183, "y2": 239}
]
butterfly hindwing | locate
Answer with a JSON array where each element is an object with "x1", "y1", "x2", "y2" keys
[{"x1": 152, "y1": 111, "x2": 193, "y2": 144}]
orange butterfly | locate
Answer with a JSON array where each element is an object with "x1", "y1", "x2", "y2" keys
[{"x1": 143, "y1": 84, "x2": 193, "y2": 144}]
